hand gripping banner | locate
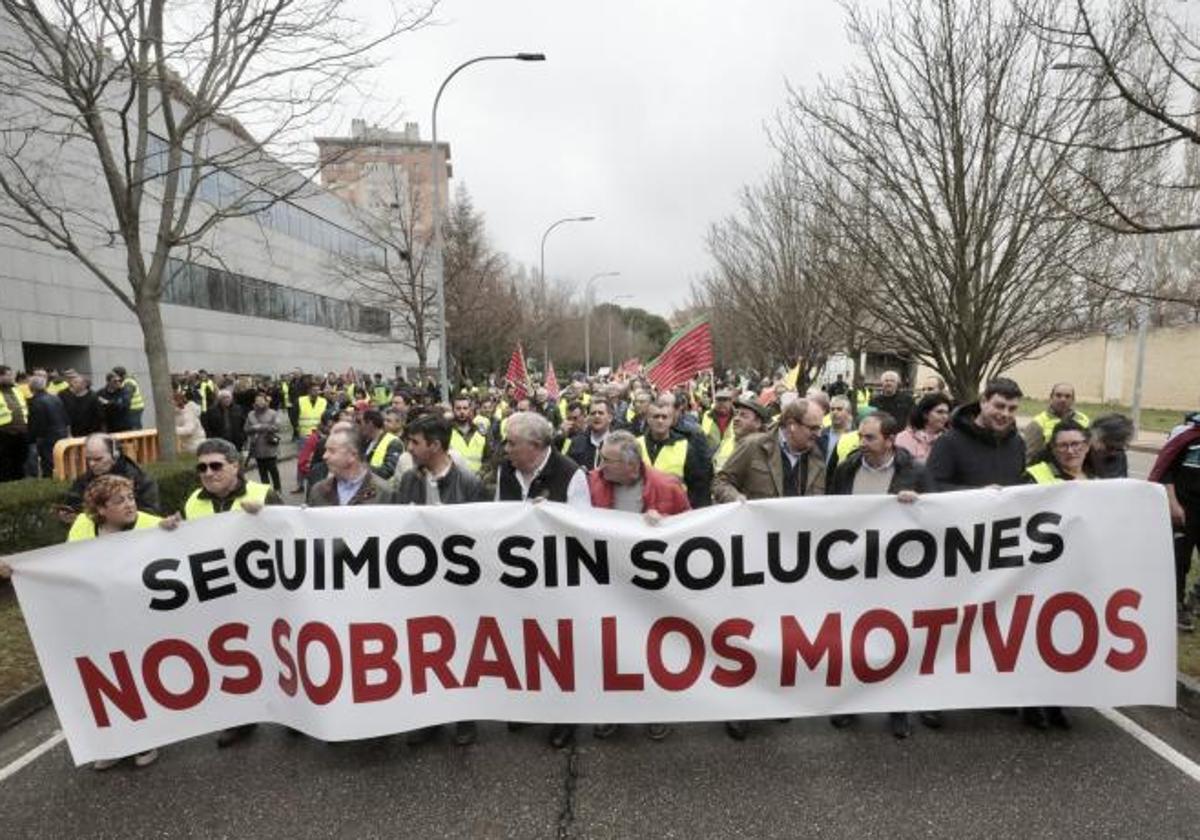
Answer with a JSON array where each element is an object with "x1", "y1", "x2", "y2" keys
[{"x1": 8, "y1": 480, "x2": 1176, "y2": 764}]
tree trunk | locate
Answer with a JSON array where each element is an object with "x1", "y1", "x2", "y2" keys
[{"x1": 135, "y1": 294, "x2": 179, "y2": 460}]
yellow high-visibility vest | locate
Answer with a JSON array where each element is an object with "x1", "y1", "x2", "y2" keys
[
  {"x1": 0, "y1": 387, "x2": 28, "y2": 427},
  {"x1": 450, "y1": 427, "x2": 486, "y2": 474},
  {"x1": 67, "y1": 510, "x2": 162, "y2": 541},
  {"x1": 369, "y1": 432, "x2": 399, "y2": 468},
  {"x1": 281, "y1": 381, "x2": 292, "y2": 409},
  {"x1": 124, "y1": 376, "x2": 145, "y2": 411},
  {"x1": 714, "y1": 433, "x2": 737, "y2": 470},
  {"x1": 184, "y1": 481, "x2": 271, "y2": 519},
  {"x1": 47, "y1": 380, "x2": 69, "y2": 396},
  {"x1": 836, "y1": 430, "x2": 861, "y2": 462},
  {"x1": 199, "y1": 380, "x2": 215, "y2": 413},
  {"x1": 637, "y1": 436, "x2": 689, "y2": 484},
  {"x1": 1032, "y1": 410, "x2": 1090, "y2": 442},
  {"x1": 297, "y1": 395, "x2": 328, "y2": 437},
  {"x1": 372, "y1": 385, "x2": 391, "y2": 407},
  {"x1": 701, "y1": 411, "x2": 734, "y2": 459}
]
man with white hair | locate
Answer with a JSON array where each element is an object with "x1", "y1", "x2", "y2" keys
[
  {"x1": 496, "y1": 411, "x2": 591, "y2": 508},
  {"x1": 871, "y1": 370, "x2": 914, "y2": 426},
  {"x1": 496, "y1": 410, "x2": 591, "y2": 750}
]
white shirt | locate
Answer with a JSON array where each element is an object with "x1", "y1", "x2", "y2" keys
[
  {"x1": 495, "y1": 447, "x2": 593, "y2": 508},
  {"x1": 336, "y1": 468, "x2": 369, "y2": 505}
]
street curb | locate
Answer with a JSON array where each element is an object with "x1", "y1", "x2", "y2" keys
[
  {"x1": 0, "y1": 682, "x2": 49, "y2": 733},
  {"x1": 1180, "y1": 672, "x2": 1200, "y2": 719}
]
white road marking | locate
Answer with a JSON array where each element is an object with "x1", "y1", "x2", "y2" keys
[
  {"x1": 1098, "y1": 707, "x2": 1200, "y2": 784},
  {"x1": 0, "y1": 730, "x2": 65, "y2": 784}
]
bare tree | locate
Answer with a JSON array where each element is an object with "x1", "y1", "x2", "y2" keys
[
  {"x1": 1031, "y1": 1, "x2": 1200, "y2": 238},
  {"x1": 699, "y1": 164, "x2": 838, "y2": 386},
  {"x1": 780, "y1": 0, "x2": 1111, "y2": 401},
  {"x1": 0, "y1": 1, "x2": 434, "y2": 454},
  {"x1": 330, "y1": 163, "x2": 437, "y2": 368}
]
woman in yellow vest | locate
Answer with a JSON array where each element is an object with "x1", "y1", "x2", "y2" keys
[
  {"x1": 64, "y1": 473, "x2": 163, "y2": 770},
  {"x1": 1021, "y1": 418, "x2": 1091, "y2": 731},
  {"x1": 1023, "y1": 419, "x2": 1093, "y2": 486}
]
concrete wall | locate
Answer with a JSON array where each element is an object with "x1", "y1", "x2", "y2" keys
[{"x1": 910, "y1": 327, "x2": 1200, "y2": 409}]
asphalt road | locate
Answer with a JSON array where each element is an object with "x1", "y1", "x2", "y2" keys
[
  {"x1": 2, "y1": 701, "x2": 1199, "y2": 839},
  {"x1": 0, "y1": 446, "x2": 1184, "y2": 839}
]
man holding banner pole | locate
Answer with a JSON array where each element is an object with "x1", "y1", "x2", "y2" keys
[
  {"x1": 395, "y1": 411, "x2": 489, "y2": 746},
  {"x1": 496, "y1": 410, "x2": 591, "y2": 748},
  {"x1": 712, "y1": 396, "x2": 827, "y2": 740}
]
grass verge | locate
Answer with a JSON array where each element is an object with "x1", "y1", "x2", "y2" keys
[
  {"x1": 1018, "y1": 398, "x2": 1187, "y2": 435},
  {"x1": 0, "y1": 583, "x2": 42, "y2": 704}
]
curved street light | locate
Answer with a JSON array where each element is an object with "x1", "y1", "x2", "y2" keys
[
  {"x1": 538, "y1": 214, "x2": 595, "y2": 370},
  {"x1": 430, "y1": 52, "x2": 545, "y2": 404},
  {"x1": 584, "y1": 271, "x2": 620, "y2": 376}
]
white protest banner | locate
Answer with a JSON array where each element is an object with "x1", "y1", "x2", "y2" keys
[{"x1": 9, "y1": 480, "x2": 1176, "y2": 765}]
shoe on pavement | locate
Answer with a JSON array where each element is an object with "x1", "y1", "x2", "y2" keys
[
  {"x1": 216, "y1": 724, "x2": 258, "y2": 748},
  {"x1": 829, "y1": 714, "x2": 856, "y2": 729},
  {"x1": 1046, "y1": 707, "x2": 1071, "y2": 730},
  {"x1": 918, "y1": 711, "x2": 944, "y2": 729},
  {"x1": 1178, "y1": 605, "x2": 1196, "y2": 632},
  {"x1": 646, "y1": 724, "x2": 670, "y2": 741},
  {"x1": 592, "y1": 723, "x2": 619, "y2": 740},
  {"x1": 1020, "y1": 707, "x2": 1049, "y2": 730},
  {"x1": 724, "y1": 721, "x2": 748, "y2": 741},
  {"x1": 133, "y1": 749, "x2": 158, "y2": 768},
  {"x1": 453, "y1": 721, "x2": 477, "y2": 746},
  {"x1": 406, "y1": 726, "x2": 437, "y2": 746},
  {"x1": 889, "y1": 713, "x2": 912, "y2": 739},
  {"x1": 548, "y1": 724, "x2": 576, "y2": 749},
  {"x1": 92, "y1": 757, "x2": 121, "y2": 771}
]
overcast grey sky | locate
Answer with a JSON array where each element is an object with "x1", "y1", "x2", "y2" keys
[{"x1": 344, "y1": 1, "x2": 854, "y2": 318}]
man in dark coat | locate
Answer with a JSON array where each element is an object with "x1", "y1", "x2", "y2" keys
[
  {"x1": 97, "y1": 371, "x2": 131, "y2": 433},
  {"x1": 926, "y1": 378, "x2": 1026, "y2": 492},
  {"x1": 63, "y1": 433, "x2": 161, "y2": 514},
  {"x1": 202, "y1": 390, "x2": 247, "y2": 452},
  {"x1": 26, "y1": 375, "x2": 70, "y2": 477},
  {"x1": 60, "y1": 373, "x2": 103, "y2": 437}
]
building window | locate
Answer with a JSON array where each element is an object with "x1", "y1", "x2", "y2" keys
[{"x1": 164, "y1": 257, "x2": 391, "y2": 337}]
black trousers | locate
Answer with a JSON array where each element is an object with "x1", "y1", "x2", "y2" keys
[
  {"x1": 0, "y1": 431, "x2": 28, "y2": 481},
  {"x1": 1174, "y1": 504, "x2": 1200, "y2": 604},
  {"x1": 256, "y1": 457, "x2": 282, "y2": 492}
]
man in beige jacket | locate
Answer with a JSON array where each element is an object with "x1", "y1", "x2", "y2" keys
[{"x1": 713, "y1": 398, "x2": 827, "y2": 503}]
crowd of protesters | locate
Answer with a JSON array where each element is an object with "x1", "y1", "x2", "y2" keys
[{"x1": 2, "y1": 358, "x2": 1199, "y2": 768}]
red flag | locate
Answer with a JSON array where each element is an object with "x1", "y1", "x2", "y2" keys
[
  {"x1": 545, "y1": 360, "x2": 560, "y2": 401},
  {"x1": 505, "y1": 343, "x2": 531, "y2": 400},
  {"x1": 645, "y1": 320, "x2": 713, "y2": 391}
]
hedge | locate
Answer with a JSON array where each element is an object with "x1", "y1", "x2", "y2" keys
[{"x1": 0, "y1": 457, "x2": 197, "y2": 555}]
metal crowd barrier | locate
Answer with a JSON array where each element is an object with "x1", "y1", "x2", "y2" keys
[{"x1": 52, "y1": 430, "x2": 161, "y2": 481}]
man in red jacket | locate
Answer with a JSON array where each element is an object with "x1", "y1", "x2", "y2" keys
[
  {"x1": 587, "y1": 429, "x2": 690, "y2": 742},
  {"x1": 588, "y1": 430, "x2": 691, "y2": 518}
]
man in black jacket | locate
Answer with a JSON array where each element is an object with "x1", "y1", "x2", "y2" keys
[
  {"x1": 926, "y1": 378, "x2": 1026, "y2": 492},
  {"x1": 828, "y1": 411, "x2": 930, "y2": 738},
  {"x1": 63, "y1": 433, "x2": 161, "y2": 515},
  {"x1": 639, "y1": 401, "x2": 711, "y2": 509},
  {"x1": 60, "y1": 373, "x2": 103, "y2": 437},
  {"x1": 923, "y1": 377, "x2": 1026, "y2": 729},
  {"x1": 394, "y1": 412, "x2": 487, "y2": 747},
  {"x1": 27, "y1": 375, "x2": 70, "y2": 477},
  {"x1": 202, "y1": 390, "x2": 247, "y2": 452},
  {"x1": 565, "y1": 397, "x2": 615, "y2": 472}
]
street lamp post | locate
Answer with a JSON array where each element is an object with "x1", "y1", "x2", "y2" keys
[
  {"x1": 584, "y1": 271, "x2": 620, "y2": 376},
  {"x1": 430, "y1": 52, "x2": 545, "y2": 405},
  {"x1": 607, "y1": 293, "x2": 633, "y2": 370},
  {"x1": 539, "y1": 215, "x2": 595, "y2": 371}
]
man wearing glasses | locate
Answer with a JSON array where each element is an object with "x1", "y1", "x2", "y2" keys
[
  {"x1": 564, "y1": 398, "x2": 616, "y2": 472},
  {"x1": 711, "y1": 397, "x2": 826, "y2": 741},
  {"x1": 162, "y1": 437, "x2": 283, "y2": 748},
  {"x1": 61, "y1": 433, "x2": 161, "y2": 519},
  {"x1": 713, "y1": 398, "x2": 827, "y2": 505}
]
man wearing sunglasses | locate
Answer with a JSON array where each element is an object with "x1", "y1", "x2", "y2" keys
[{"x1": 166, "y1": 436, "x2": 283, "y2": 748}]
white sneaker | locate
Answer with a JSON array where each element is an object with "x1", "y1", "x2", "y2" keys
[
  {"x1": 92, "y1": 757, "x2": 121, "y2": 771},
  {"x1": 133, "y1": 748, "x2": 158, "y2": 768}
]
